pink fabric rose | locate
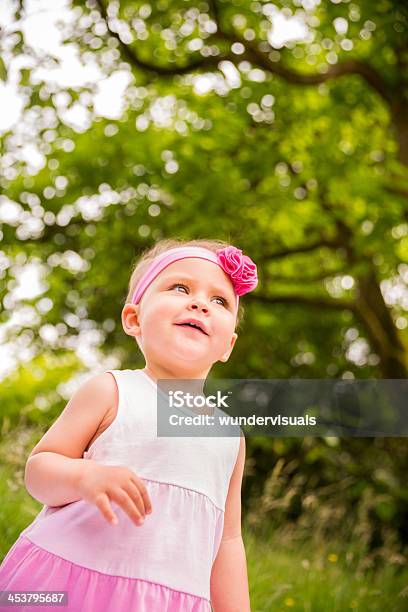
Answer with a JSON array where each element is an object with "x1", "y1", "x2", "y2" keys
[{"x1": 216, "y1": 246, "x2": 258, "y2": 296}]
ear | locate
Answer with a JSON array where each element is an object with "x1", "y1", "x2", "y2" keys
[
  {"x1": 121, "y1": 303, "x2": 142, "y2": 338},
  {"x1": 219, "y1": 332, "x2": 238, "y2": 363}
]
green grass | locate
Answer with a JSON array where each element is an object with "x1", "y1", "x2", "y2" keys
[
  {"x1": 0, "y1": 462, "x2": 42, "y2": 559},
  {"x1": 244, "y1": 526, "x2": 408, "y2": 611},
  {"x1": 0, "y1": 428, "x2": 45, "y2": 559}
]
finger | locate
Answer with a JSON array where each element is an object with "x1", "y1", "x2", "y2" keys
[
  {"x1": 111, "y1": 488, "x2": 144, "y2": 526},
  {"x1": 124, "y1": 480, "x2": 147, "y2": 517},
  {"x1": 94, "y1": 492, "x2": 118, "y2": 525},
  {"x1": 131, "y1": 476, "x2": 153, "y2": 514}
]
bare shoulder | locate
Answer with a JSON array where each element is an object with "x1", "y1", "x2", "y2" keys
[
  {"x1": 59, "y1": 371, "x2": 119, "y2": 423},
  {"x1": 84, "y1": 373, "x2": 120, "y2": 451},
  {"x1": 28, "y1": 372, "x2": 119, "y2": 460},
  {"x1": 72, "y1": 371, "x2": 118, "y2": 405}
]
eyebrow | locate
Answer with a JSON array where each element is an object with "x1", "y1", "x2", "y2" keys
[{"x1": 162, "y1": 274, "x2": 235, "y2": 302}]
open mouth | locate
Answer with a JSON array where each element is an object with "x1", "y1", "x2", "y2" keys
[{"x1": 175, "y1": 323, "x2": 208, "y2": 335}]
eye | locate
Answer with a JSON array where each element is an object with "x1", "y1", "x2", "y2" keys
[
  {"x1": 170, "y1": 283, "x2": 189, "y2": 293},
  {"x1": 169, "y1": 284, "x2": 229, "y2": 308}
]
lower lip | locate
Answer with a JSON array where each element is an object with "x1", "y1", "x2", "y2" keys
[{"x1": 175, "y1": 325, "x2": 207, "y2": 337}]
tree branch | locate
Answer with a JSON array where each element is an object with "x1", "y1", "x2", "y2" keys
[
  {"x1": 240, "y1": 39, "x2": 393, "y2": 105},
  {"x1": 384, "y1": 185, "x2": 408, "y2": 200},
  {"x1": 94, "y1": 0, "x2": 223, "y2": 76},
  {"x1": 95, "y1": 0, "x2": 393, "y2": 104},
  {"x1": 245, "y1": 293, "x2": 355, "y2": 312},
  {"x1": 209, "y1": 0, "x2": 392, "y2": 104},
  {"x1": 258, "y1": 237, "x2": 346, "y2": 261},
  {"x1": 266, "y1": 267, "x2": 350, "y2": 283}
]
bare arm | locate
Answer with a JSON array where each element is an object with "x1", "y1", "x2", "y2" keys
[
  {"x1": 210, "y1": 435, "x2": 251, "y2": 612},
  {"x1": 24, "y1": 372, "x2": 117, "y2": 507},
  {"x1": 210, "y1": 536, "x2": 250, "y2": 612},
  {"x1": 24, "y1": 453, "x2": 97, "y2": 507}
]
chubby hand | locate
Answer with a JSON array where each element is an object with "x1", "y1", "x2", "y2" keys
[{"x1": 77, "y1": 462, "x2": 152, "y2": 526}]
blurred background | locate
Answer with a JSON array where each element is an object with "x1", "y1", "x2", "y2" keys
[{"x1": 0, "y1": 1, "x2": 407, "y2": 609}]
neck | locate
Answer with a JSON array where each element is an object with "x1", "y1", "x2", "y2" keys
[{"x1": 142, "y1": 363, "x2": 210, "y2": 395}]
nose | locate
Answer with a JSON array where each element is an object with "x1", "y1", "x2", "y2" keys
[{"x1": 189, "y1": 298, "x2": 209, "y2": 313}]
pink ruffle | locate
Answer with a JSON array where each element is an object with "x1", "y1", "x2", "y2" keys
[{"x1": 0, "y1": 536, "x2": 211, "y2": 612}]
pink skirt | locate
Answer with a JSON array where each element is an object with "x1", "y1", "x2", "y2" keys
[{"x1": 0, "y1": 537, "x2": 211, "y2": 612}]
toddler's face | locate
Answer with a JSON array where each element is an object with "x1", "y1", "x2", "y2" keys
[{"x1": 123, "y1": 258, "x2": 238, "y2": 375}]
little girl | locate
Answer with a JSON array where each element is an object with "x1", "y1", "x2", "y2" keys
[{"x1": 0, "y1": 238, "x2": 258, "y2": 612}]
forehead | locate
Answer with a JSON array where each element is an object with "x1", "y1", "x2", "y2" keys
[{"x1": 155, "y1": 257, "x2": 236, "y2": 297}]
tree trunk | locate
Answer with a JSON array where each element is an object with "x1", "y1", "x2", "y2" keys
[{"x1": 354, "y1": 269, "x2": 408, "y2": 378}]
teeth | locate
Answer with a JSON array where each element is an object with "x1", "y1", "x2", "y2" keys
[{"x1": 180, "y1": 323, "x2": 203, "y2": 332}]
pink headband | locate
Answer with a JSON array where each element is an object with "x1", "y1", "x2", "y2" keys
[{"x1": 131, "y1": 245, "x2": 258, "y2": 312}]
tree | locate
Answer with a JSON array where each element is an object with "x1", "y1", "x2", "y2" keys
[
  {"x1": 0, "y1": 0, "x2": 407, "y2": 556},
  {"x1": 1, "y1": 0, "x2": 407, "y2": 377}
]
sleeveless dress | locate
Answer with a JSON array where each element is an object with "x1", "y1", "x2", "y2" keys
[{"x1": 0, "y1": 369, "x2": 241, "y2": 611}]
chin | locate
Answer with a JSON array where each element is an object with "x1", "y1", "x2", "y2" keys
[
  {"x1": 170, "y1": 347, "x2": 210, "y2": 365},
  {"x1": 172, "y1": 352, "x2": 206, "y2": 365}
]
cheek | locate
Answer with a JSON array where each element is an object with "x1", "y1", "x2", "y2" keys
[
  {"x1": 144, "y1": 310, "x2": 164, "y2": 330},
  {"x1": 213, "y1": 317, "x2": 235, "y2": 342},
  {"x1": 141, "y1": 299, "x2": 176, "y2": 329}
]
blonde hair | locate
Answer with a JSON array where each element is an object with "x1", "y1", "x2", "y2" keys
[{"x1": 124, "y1": 238, "x2": 245, "y2": 330}]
